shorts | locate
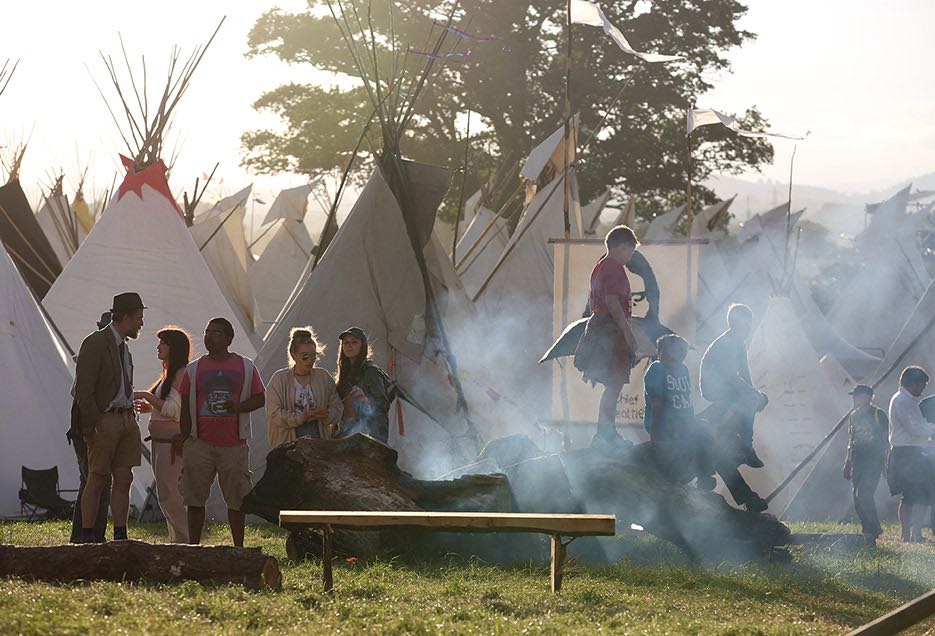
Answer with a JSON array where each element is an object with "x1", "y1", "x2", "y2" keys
[
  {"x1": 180, "y1": 437, "x2": 252, "y2": 511},
  {"x1": 887, "y1": 446, "x2": 934, "y2": 505},
  {"x1": 87, "y1": 411, "x2": 142, "y2": 474},
  {"x1": 574, "y1": 313, "x2": 632, "y2": 387}
]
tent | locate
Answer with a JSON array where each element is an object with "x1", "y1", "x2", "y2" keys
[
  {"x1": 470, "y1": 122, "x2": 583, "y2": 417},
  {"x1": 0, "y1": 237, "x2": 79, "y2": 517},
  {"x1": 732, "y1": 296, "x2": 855, "y2": 514},
  {"x1": 454, "y1": 204, "x2": 510, "y2": 300},
  {"x1": 0, "y1": 178, "x2": 62, "y2": 298},
  {"x1": 690, "y1": 197, "x2": 734, "y2": 239},
  {"x1": 581, "y1": 190, "x2": 611, "y2": 235},
  {"x1": 829, "y1": 186, "x2": 932, "y2": 354},
  {"x1": 251, "y1": 218, "x2": 316, "y2": 332},
  {"x1": 252, "y1": 163, "x2": 485, "y2": 478},
  {"x1": 190, "y1": 184, "x2": 259, "y2": 336},
  {"x1": 36, "y1": 184, "x2": 87, "y2": 268},
  {"x1": 643, "y1": 203, "x2": 686, "y2": 241}
]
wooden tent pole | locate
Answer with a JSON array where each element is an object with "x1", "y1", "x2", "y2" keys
[{"x1": 685, "y1": 131, "x2": 694, "y2": 237}]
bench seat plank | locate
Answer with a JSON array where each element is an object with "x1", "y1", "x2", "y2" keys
[{"x1": 280, "y1": 511, "x2": 616, "y2": 537}]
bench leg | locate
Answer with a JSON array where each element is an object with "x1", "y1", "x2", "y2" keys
[
  {"x1": 322, "y1": 524, "x2": 334, "y2": 593},
  {"x1": 550, "y1": 534, "x2": 567, "y2": 593}
]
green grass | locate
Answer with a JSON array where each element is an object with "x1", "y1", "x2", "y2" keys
[{"x1": 1, "y1": 520, "x2": 934, "y2": 634}]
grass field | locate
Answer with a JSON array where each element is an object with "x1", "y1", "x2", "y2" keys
[{"x1": 1, "y1": 520, "x2": 934, "y2": 635}]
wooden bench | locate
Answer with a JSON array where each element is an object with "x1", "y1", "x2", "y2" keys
[{"x1": 279, "y1": 510, "x2": 616, "y2": 593}]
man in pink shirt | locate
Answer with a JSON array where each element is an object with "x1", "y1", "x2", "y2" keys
[{"x1": 176, "y1": 317, "x2": 265, "y2": 547}]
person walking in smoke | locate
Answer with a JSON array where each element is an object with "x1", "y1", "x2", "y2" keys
[
  {"x1": 73, "y1": 293, "x2": 146, "y2": 543},
  {"x1": 644, "y1": 334, "x2": 716, "y2": 487},
  {"x1": 645, "y1": 334, "x2": 766, "y2": 512},
  {"x1": 699, "y1": 303, "x2": 768, "y2": 469},
  {"x1": 886, "y1": 366, "x2": 935, "y2": 543},
  {"x1": 841, "y1": 384, "x2": 888, "y2": 547},
  {"x1": 175, "y1": 317, "x2": 265, "y2": 547},
  {"x1": 67, "y1": 311, "x2": 113, "y2": 543},
  {"x1": 574, "y1": 225, "x2": 639, "y2": 449}
]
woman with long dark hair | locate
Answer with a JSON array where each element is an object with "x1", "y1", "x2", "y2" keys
[
  {"x1": 266, "y1": 326, "x2": 343, "y2": 449},
  {"x1": 133, "y1": 327, "x2": 191, "y2": 543},
  {"x1": 335, "y1": 327, "x2": 393, "y2": 444}
]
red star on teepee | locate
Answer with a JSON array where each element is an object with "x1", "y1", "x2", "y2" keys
[{"x1": 117, "y1": 155, "x2": 183, "y2": 218}]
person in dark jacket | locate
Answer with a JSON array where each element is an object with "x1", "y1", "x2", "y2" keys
[
  {"x1": 335, "y1": 327, "x2": 393, "y2": 444},
  {"x1": 841, "y1": 384, "x2": 888, "y2": 546},
  {"x1": 68, "y1": 311, "x2": 113, "y2": 543}
]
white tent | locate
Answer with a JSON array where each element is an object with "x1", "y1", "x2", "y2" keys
[
  {"x1": 36, "y1": 192, "x2": 87, "y2": 267},
  {"x1": 455, "y1": 205, "x2": 510, "y2": 300},
  {"x1": 261, "y1": 182, "x2": 315, "y2": 225},
  {"x1": 581, "y1": 190, "x2": 611, "y2": 235},
  {"x1": 643, "y1": 203, "x2": 686, "y2": 241},
  {"x1": 690, "y1": 198, "x2": 734, "y2": 239},
  {"x1": 735, "y1": 296, "x2": 854, "y2": 514},
  {"x1": 251, "y1": 219, "x2": 316, "y2": 332},
  {"x1": 252, "y1": 163, "x2": 487, "y2": 478},
  {"x1": 45, "y1": 160, "x2": 258, "y2": 384},
  {"x1": 829, "y1": 186, "x2": 931, "y2": 354},
  {"x1": 868, "y1": 278, "x2": 935, "y2": 403},
  {"x1": 0, "y1": 238, "x2": 79, "y2": 517},
  {"x1": 190, "y1": 185, "x2": 258, "y2": 334}
]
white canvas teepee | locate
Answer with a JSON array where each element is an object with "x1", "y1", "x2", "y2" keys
[
  {"x1": 829, "y1": 186, "x2": 931, "y2": 353},
  {"x1": 44, "y1": 160, "x2": 257, "y2": 389},
  {"x1": 190, "y1": 184, "x2": 258, "y2": 335},
  {"x1": 643, "y1": 203, "x2": 686, "y2": 241},
  {"x1": 581, "y1": 190, "x2": 611, "y2": 235},
  {"x1": 37, "y1": 191, "x2": 87, "y2": 267},
  {"x1": 690, "y1": 198, "x2": 734, "y2": 239},
  {"x1": 735, "y1": 296, "x2": 853, "y2": 513},
  {"x1": 261, "y1": 182, "x2": 315, "y2": 225},
  {"x1": 0, "y1": 238, "x2": 79, "y2": 517},
  {"x1": 868, "y1": 278, "x2": 935, "y2": 402},
  {"x1": 253, "y1": 164, "x2": 482, "y2": 478},
  {"x1": 455, "y1": 205, "x2": 510, "y2": 299},
  {"x1": 251, "y1": 219, "x2": 316, "y2": 332}
]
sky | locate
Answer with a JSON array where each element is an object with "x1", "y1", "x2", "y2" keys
[{"x1": 1, "y1": 0, "x2": 933, "y2": 217}]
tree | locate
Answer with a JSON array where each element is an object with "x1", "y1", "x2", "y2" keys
[{"x1": 242, "y1": 0, "x2": 774, "y2": 223}]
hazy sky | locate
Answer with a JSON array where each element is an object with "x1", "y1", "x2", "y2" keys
[{"x1": 1, "y1": 0, "x2": 933, "y2": 208}]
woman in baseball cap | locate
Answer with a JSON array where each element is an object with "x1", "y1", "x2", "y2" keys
[{"x1": 335, "y1": 327, "x2": 394, "y2": 444}]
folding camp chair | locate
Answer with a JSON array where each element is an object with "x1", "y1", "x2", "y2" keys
[{"x1": 19, "y1": 466, "x2": 77, "y2": 521}]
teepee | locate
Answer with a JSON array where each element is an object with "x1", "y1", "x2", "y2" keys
[
  {"x1": 736, "y1": 296, "x2": 854, "y2": 514},
  {"x1": 251, "y1": 218, "x2": 316, "y2": 332},
  {"x1": 190, "y1": 184, "x2": 259, "y2": 335},
  {"x1": 36, "y1": 175, "x2": 88, "y2": 267},
  {"x1": 643, "y1": 203, "x2": 686, "y2": 241},
  {"x1": 455, "y1": 201, "x2": 510, "y2": 300},
  {"x1": 0, "y1": 237, "x2": 79, "y2": 517},
  {"x1": 0, "y1": 147, "x2": 63, "y2": 298}
]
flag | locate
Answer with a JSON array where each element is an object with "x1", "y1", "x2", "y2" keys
[
  {"x1": 687, "y1": 108, "x2": 807, "y2": 140},
  {"x1": 570, "y1": 0, "x2": 682, "y2": 63}
]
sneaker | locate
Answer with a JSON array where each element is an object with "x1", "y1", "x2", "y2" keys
[{"x1": 696, "y1": 475, "x2": 717, "y2": 491}]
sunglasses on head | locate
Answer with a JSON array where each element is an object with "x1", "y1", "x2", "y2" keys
[{"x1": 299, "y1": 352, "x2": 316, "y2": 361}]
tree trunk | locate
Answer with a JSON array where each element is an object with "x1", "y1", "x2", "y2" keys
[
  {"x1": 245, "y1": 433, "x2": 791, "y2": 564},
  {"x1": 0, "y1": 541, "x2": 282, "y2": 590}
]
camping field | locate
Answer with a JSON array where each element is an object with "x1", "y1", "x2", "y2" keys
[{"x1": 1, "y1": 521, "x2": 934, "y2": 634}]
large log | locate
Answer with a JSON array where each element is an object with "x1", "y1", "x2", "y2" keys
[
  {"x1": 0, "y1": 541, "x2": 282, "y2": 590},
  {"x1": 244, "y1": 434, "x2": 790, "y2": 563}
]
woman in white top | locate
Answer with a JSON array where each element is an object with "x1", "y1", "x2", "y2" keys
[
  {"x1": 133, "y1": 328, "x2": 191, "y2": 543},
  {"x1": 266, "y1": 326, "x2": 343, "y2": 449}
]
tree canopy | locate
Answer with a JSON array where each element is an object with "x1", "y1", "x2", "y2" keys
[{"x1": 242, "y1": 0, "x2": 774, "y2": 222}]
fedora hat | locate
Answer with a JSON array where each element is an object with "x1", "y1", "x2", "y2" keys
[{"x1": 111, "y1": 292, "x2": 147, "y2": 313}]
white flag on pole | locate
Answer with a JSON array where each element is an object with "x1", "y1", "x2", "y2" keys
[
  {"x1": 687, "y1": 108, "x2": 807, "y2": 140},
  {"x1": 570, "y1": 0, "x2": 682, "y2": 63}
]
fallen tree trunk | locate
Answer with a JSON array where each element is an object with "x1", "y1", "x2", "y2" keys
[
  {"x1": 0, "y1": 540, "x2": 282, "y2": 590},
  {"x1": 245, "y1": 434, "x2": 790, "y2": 563}
]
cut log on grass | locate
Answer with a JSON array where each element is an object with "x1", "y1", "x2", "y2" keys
[
  {"x1": 0, "y1": 540, "x2": 282, "y2": 591},
  {"x1": 245, "y1": 433, "x2": 790, "y2": 564}
]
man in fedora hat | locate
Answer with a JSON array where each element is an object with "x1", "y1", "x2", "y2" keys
[
  {"x1": 67, "y1": 311, "x2": 113, "y2": 543},
  {"x1": 842, "y1": 384, "x2": 888, "y2": 546},
  {"x1": 73, "y1": 292, "x2": 146, "y2": 542}
]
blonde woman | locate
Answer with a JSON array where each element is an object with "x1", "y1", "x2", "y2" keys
[{"x1": 266, "y1": 327, "x2": 343, "y2": 448}]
